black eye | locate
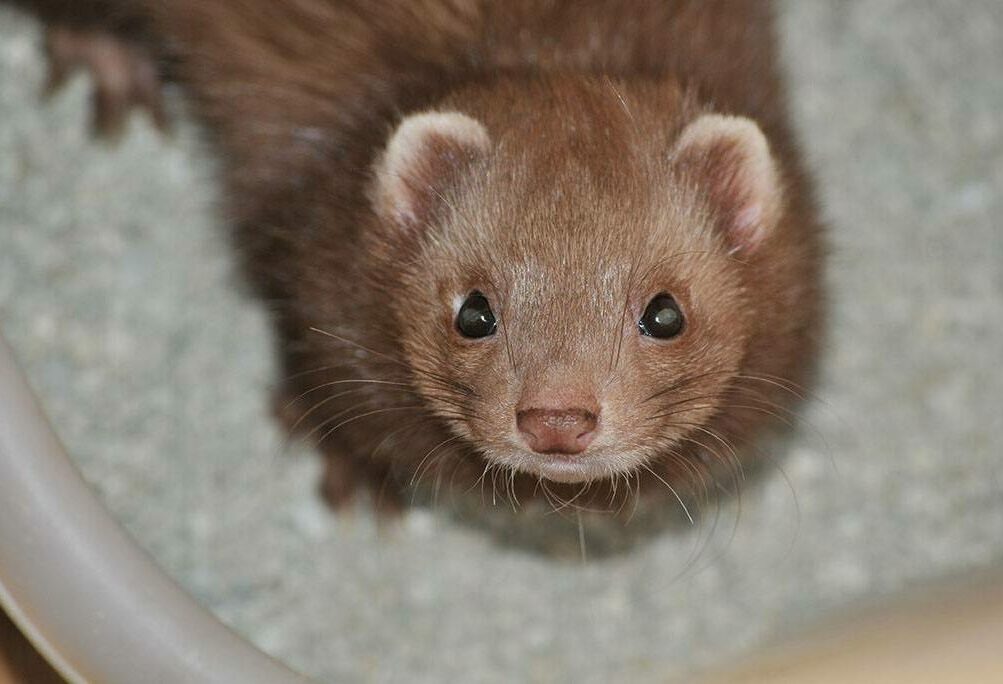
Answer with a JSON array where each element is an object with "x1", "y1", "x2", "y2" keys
[
  {"x1": 639, "y1": 294, "x2": 685, "y2": 339},
  {"x1": 456, "y1": 291, "x2": 497, "y2": 338}
]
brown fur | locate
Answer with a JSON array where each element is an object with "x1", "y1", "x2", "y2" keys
[{"x1": 18, "y1": 0, "x2": 824, "y2": 512}]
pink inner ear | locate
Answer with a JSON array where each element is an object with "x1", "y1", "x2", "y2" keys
[{"x1": 731, "y1": 204, "x2": 766, "y2": 253}]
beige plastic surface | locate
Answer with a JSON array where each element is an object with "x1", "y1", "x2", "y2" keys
[
  {"x1": 0, "y1": 332, "x2": 310, "y2": 684},
  {"x1": 700, "y1": 573, "x2": 1003, "y2": 683}
]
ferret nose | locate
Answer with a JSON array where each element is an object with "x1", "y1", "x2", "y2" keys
[{"x1": 516, "y1": 407, "x2": 598, "y2": 455}]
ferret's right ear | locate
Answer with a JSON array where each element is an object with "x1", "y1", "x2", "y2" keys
[{"x1": 372, "y1": 111, "x2": 490, "y2": 229}]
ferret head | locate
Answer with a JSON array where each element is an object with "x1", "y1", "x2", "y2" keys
[{"x1": 365, "y1": 80, "x2": 809, "y2": 486}]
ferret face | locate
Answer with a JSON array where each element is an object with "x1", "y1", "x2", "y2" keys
[{"x1": 369, "y1": 103, "x2": 785, "y2": 485}]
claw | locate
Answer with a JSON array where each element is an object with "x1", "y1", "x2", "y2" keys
[{"x1": 42, "y1": 25, "x2": 169, "y2": 140}]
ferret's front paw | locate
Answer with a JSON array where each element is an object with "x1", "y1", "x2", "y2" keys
[
  {"x1": 44, "y1": 25, "x2": 168, "y2": 139},
  {"x1": 273, "y1": 386, "x2": 407, "y2": 515},
  {"x1": 319, "y1": 455, "x2": 405, "y2": 517},
  {"x1": 318, "y1": 455, "x2": 361, "y2": 509}
]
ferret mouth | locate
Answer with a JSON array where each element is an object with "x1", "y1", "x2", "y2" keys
[
  {"x1": 532, "y1": 456, "x2": 605, "y2": 484},
  {"x1": 498, "y1": 448, "x2": 626, "y2": 485}
]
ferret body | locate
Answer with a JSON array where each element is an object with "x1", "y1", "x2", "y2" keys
[{"x1": 18, "y1": 0, "x2": 823, "y2": 512}]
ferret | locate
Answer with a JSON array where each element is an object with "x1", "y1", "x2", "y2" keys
[{"x1": 15, "y1": 0, "x2": 823, "y2": 513}]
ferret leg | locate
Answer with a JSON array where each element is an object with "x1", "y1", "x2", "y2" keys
[{"x1": 44, "y1": 25, "x2": 168, "y2": 138}]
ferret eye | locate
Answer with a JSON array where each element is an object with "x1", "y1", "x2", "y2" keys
[
  {"x1": 456, "y1": 291, "x2": 497, "y2": 338},
  {"x1": 639, "y1": 294, "x2": 685, "y2": 339}
]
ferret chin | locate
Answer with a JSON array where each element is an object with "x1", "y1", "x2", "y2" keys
[
  {"x1": 489, "y1": 446, "x2": 626, "y2": 486},
  {"x1": 25, "y1": 0, "x2": 824, "y2": 512}
]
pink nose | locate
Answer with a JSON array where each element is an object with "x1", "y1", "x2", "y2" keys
[{"x1": 516, "y1": 408, "x2": 598, "y2": 455}]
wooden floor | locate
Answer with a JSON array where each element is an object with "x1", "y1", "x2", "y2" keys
[{"x1": 0, "y1": 608, "x2": 62, "y2": 684}]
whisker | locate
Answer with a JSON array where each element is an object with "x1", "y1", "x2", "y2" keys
[
  {"x1": 686, "y1": 424, "x2": 746, "y2": 484},
  {"x1": 285, "y1": 384, "x2": 422, "y2": 441},
  {"x1": 643, "y1": 393, "x2": 727, "y2": 422},
  {"x1": 470, "y1": 461, "x2": 494, "y2": 504},
  {"x1": 500, "y1": 308, "x2": 518, "y2": 374},
  {"x1": 626, "y1": 469, "x2": 643, "y2": 523},
  {"x1": 284, "y1": 378, "x2": 413, "y2": 408},
  {"x1": 614, "y1": 470, "x2": 634, "y2": 516},
  {"x1": 640, "y1": 463, "x2": 694, "y2": 525},
  {"x1": 608, "y1": 255, "x2": 640, "y2": 374},
  {"x1": 433, "y1": 447, "x2": 464, "y2": 508},
  {"x1": 507, "y1": 468, "x2": 521, "y2": 511},
  {"x1": 642, "y1": 368, "x2": 736, "y2": 404},
  {"x1": 490, "y1": 466, "x2": 500, "y2": 507},
  {"x1": 368, "y1": 418, "x2": 428, "y2": 461},
  {"x1": 674, "y1": 427, "x2": 745, "y2": 492},
  {"x1": 543, "y1": 479, "x2": 592, "y2": 514},
  {"x1": 668, "y1": 456, "x2": 727, "y2": 583},
  {"x1": 276, "y1": 362, "x2": 358, "y2": 383},
  {"x1": 649, "y1": 403, "x2": 798, "y2": 430},
  {"x1": 296, "y1": 399, "x2": 382, "y2": 446},
  {"x1": 317, "y1": 406, "x2": 424, "y2": 446},
  {"x1": 309, "y1": 326, "x2": 474, "y2": 396},
  {"x1": 410, "y1": 436, "x2": 463, "y2": 487}
]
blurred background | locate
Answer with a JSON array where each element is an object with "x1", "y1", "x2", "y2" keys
[{"x1": 1, "y1": 1, "x2": 1002, "y2": 681}]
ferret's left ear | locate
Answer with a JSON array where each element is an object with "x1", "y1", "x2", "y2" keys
[
  {"x1": 672, "y1": 114, "x2": 783, "y2": 254},
  {"x1": 372, "y1": 111, "x2": 490, "y2": 230}
]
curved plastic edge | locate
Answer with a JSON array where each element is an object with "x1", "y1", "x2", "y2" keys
[{"x1": 0, "y1": 331, "x2": 311, "y2": 684}]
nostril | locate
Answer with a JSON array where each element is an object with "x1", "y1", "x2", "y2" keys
[{"x1": 516, "y1": 408, "x2": 599, "y2": 455}]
